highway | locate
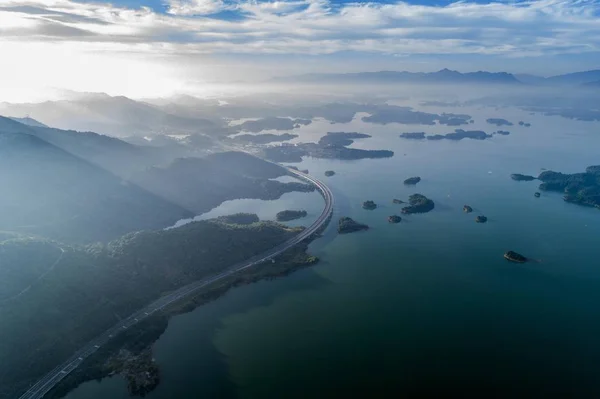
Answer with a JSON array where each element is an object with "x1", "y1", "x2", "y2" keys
[{"x1": 17, "y1": 167, "x2": 333, "y2": 399}]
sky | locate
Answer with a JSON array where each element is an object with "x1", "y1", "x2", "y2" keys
[{"x1": 0, "y1": 0, "x2": 599, "y2": 101}]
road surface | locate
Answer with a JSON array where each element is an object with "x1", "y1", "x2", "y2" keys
[{"x1": 17, "y1": 167, "x2": 333, "y2": 399}]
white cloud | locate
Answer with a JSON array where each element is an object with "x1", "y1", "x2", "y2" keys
[
  {"x1": 1, "y1": 0, "x2": 598, "y2": 54},
  {"x1": 0, "y1": 0, "x2": 599, "y2": 99},
  {"x1": 167, "y1": 0, "x2": 227, "y2": 15}
]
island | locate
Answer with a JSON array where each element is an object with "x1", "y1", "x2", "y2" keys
[
  {"x1": 494, "y1": 130, "x2": 510, "y2": 136},
  {"x1": 216, "y1": 213, "x2": 260, "y2": 225},
  {"x1": 392, "y1": 199, "x2": 405, "y2": 204},
  {"x1": 229, "y1": 133, "x2": 298, "y2": 145},
  {"x1": 399, "y1": 132, "x2": 426, "y2": 140},
  {"x1": 486, "y1": 118, "x2": 513, "y2": 127},
  {"x1": 388, "y1": 215, "x2": 402, "y2": 223},
  {"x1": 235, "y1": 117, "x2": 311, "y2": 133},
  {"x1": 404, "y1": 176, "x2": 421, "y2": 185},
  {"x1": 401, "y1": 129, "x2": 492, "y2": 141},
  {"x1": 301, "y1": 169, "x2": 309, "y2": 174},
  {"x1": 504, "y1": 250, "x2": 528, "y2": 263},
  {"x1": 362, "y1": 200, "x2": 377, "y2": 210},
  {"x1": 276, "y1": 210, "x2": 308, "y2": 222},
  {"x1": 325, "y1": 170, "x2": 335, "y2": 177},
  {"x1": 361, "y1": 105, "x2": 471, "y2": 126},
  {"x1": 401, "y1": 194, "x2": 435, "y2": 214},
  {"x1": 319, "y1": 132, "x2": 371, "y2": 147},
  {"x1": 463, "y1": 205, "x2": 473, "y2": 213},
  {"x1": 262, "y1": 133, "x2": 394, "y2": 163},
  {"x1": 535, "y1": 166, "x2": 600, "y2": 208},
  {"x1": 475, "y1": 215, "x2": 488, "y2": 223},
  {"x1": 338, "y1": 217, "x2": 369, "y2": 234},
  {"x1": 511, "y1": 173, "x2": 537, "y2": 181},
  {"x1": 534, "y1": 192, "x2": 541, "y2": 198},
  {"x1": 518, "y1": 121, "x2": 531, "y2": 127}
]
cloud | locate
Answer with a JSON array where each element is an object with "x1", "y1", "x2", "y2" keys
[
  {"x1": 0, "y1": 0, "x2": 599, "y2": 100},
  {"x1": 0, "y1": 0, "x2": 598, "y2": 56},
  {"x1": 167, "y1": 0, "x2": 228, "y2": 15}
]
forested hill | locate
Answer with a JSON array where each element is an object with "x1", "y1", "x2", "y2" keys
[
  {"x1": 0, "y1": 118, "x2": 310, "y2": 243},
  {"x1": 0, "y1": 219, "x2": 302, "y2": 399},
  {"x1": 0, "y1": 131, "x2": 192, "y2": 243},
  {"x1": 0, "y1": 116, "x2": 170, "y2": 176},
  {"x1": 132, "y1": 152, "x2": 314, "y2": 214}
]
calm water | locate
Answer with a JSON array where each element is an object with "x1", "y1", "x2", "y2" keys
[{"x1": 66, "y1": 106, "x2": 600, "y2": 398}]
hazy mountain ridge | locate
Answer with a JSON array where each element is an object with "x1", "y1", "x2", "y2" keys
[
  {"x1": 0, "y1": 130, "x2": 192, "y2": 243},
  {"x1": 0, "y1": 116, "x2": 173, "y2": 176},
  {"x1": 274, "y1": 68, "x2": 600, "y2": 86},
  {"x1": 8, "y1": 116, "x2": 47, "y2": 128},
  {"x1": 0, "y1": 93, "x2": 219, "y2": 138},
  {"x1": 0, "y1": 118, "x2": 311, "y2": 243},
  {"x1": 131, "y1": 152, "x2": 314, "y2": 215},
  {"x1": 274, "y1": 68, "x2": 522, "y2": 84}
]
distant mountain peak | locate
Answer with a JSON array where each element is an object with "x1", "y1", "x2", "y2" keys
[
  {"x1": 273, "y1": 68, "x2": 521, "y2": 85},
  {"x1": 7, "y1": 116, "x2": 48, "y2": 128}
]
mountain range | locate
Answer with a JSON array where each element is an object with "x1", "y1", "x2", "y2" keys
[
  {"x1": 0, "y1": 92, "x2": 218, "y2": 138},
  {"x1": 0, "y1": 116, "x2": 311, "y2": 243},
  {"x1": 274, "y1": 68, "x2": 600, "y2": 86}
]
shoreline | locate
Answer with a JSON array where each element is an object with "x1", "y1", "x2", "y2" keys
[{"x1": 46, "y1": 242, "x2": 320, "y2": 399}]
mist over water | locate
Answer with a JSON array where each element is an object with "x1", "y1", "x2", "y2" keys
[{"x1": 64, "y1": 98, "x2": 600, "y2": 398}]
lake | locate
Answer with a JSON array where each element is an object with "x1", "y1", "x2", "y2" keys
[{"x1": 65, "y1": 105, "x2": 600, "y2": 398}]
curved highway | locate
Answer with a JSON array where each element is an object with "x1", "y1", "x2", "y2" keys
[{"x1": 18, "y1": 167, "x2": 333, "y2": 399}]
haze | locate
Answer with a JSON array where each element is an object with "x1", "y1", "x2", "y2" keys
[{"x1": 2, "y1": 0, "x2": 600, "y2": 101}]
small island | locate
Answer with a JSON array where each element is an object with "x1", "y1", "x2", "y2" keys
[
  {"x1": 401, "y1": 129, "x2": 492, "y2": 141},
  {"x1": 301, "y1": 169, "x2": 309, "y2": 174},
  {"x1": 534, "y1": 192, "x2": 541, "y2": 198},
  {"x1": 486, "y1": 118, "x2": 513, "y2": 127},
  {"x1": 475, "y1": 215, "x2": 488, "y2": 223},
  {"x1": 362, "y1": 200, "x2": 377, "y2": 210},
  {"x1": 392, "y1": 199, "x2": 405, "y2": 204},
  {"x1": 511, "y1": 173, "x2": 537, "y2": 181},
  {"x1": 324, "y1": 170, "x2": 335, "y2": 177},
  {"x1": 404, "y1": 176, "x2": 421, "y2": 185},
  {"x1": 399, "y1": 132, "x2": 426, "y2": 140},
  {"x1": 401, "y1": 194, "x2": 435, "y2": 214},
  {"x1": 388, "y1": 215, "x2": 402, "y2": 223},
  {"x1": 338, "y1": 217, "x2": 369, "y2": 234},
  {"x1": 504, "y1": 250, "x2": 528, "y2": 263},
  {"x1": 463, "y1": 205, "x2": 473, "y2": 213},
  {"x1": 276, "y1": 210, "x2": 308, "y2": 222},
  {"x1": 518, "y1": 121, "x2": 532, "y2": 127},
  {"x1": 494, "y1": 130, "x2": 510, "y2": 136}
]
